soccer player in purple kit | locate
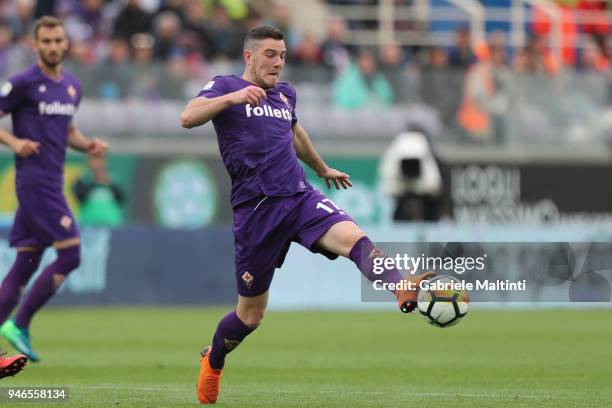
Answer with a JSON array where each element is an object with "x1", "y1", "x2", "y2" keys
[
  {"x1": 181, "y1": 26, "x2": 434, "y2": 404},
  {"x1": 0, "y1": 16, "x2": 108, "y2": 362}
]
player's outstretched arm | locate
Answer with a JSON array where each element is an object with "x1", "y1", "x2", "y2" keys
[
  {"x1": 180, "y1": 85, "x2": 266, "y2": 129},
  {"x1": 68, "y1": 125, "x2": 108, "y2": 157},
  {"x1": 292, "y1": 123, "x2": 352, "y2": 190},
  {"x1": 0, "y1": 127, "x2": 40, "y2": 157}
]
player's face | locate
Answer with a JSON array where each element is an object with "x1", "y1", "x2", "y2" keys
[
  {"x1": 247, "y1": 38, "x2": 286, "y2": 89},
  {"x1": 35, "y1": 26, "x2": 69, "y2": 68}
]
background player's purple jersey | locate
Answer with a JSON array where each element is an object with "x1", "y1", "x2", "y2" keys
[
  {"x1": 197, "y1": 75, "x2": 312, "y2": 208},
  {"x1": 0, "y1": 64, "x2": 82, "y2": 190}
]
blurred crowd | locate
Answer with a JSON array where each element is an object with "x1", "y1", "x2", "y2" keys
[
  {"x1": 0, "y1": 0, "x2": 611, "y2": 118},
  {"x1": 1, "y1": 0, "x2": 286, "y2": 99}
]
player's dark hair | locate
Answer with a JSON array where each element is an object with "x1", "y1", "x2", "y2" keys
[
  {"x1": 33, "y1": 16, "x2": 65, "y2": 39},
  {"x1": 244, "y1": 25, "x2": 284, "y2": 50}
]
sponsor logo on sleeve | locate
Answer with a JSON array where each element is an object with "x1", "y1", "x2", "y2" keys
[
  {"x1": 67, "y1": 84, "x2": 77, "y2": 99},
  {"x1": 60, "y1": 215, "x2": 73, "y2": 230},
  {"x1": 202, "y1": 80, "x2": 215, "y2": 91},
  {"x1": 0, "y1": 82, "x2": 13, "y2": 97}
]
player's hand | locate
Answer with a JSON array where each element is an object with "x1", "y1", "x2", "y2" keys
[
  {"x1": 88, "y1": 138, "x2": 108, "y2": 157},
  {"x1": 229, "y1": 85, "x2": 267, "y2": 106},
  {"x1": 11, "y1": 139, "x2": 40, "y2": 157},
  {"x1": 318, "y1": 167, "x2": 352, "y2": 190}
]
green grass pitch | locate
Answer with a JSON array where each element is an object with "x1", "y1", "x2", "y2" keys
[{"x1": 1, "y1": 307, "x2": 611, "y2": 407}]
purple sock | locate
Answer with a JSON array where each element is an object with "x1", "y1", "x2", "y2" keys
[
  {"x1": 209, "y1": 311, "x2": 255, "y2": 369},
  {"x1": 349, "y1": 236, "x2": 403, "y2": 285},
  {"x1": 14, "y1": 246, "x2": 80, "y2": 329},
  {"x1": 0, "y1": 251, "x2": 44, "y2": 325}
]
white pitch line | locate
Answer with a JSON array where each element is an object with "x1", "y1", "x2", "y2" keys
[{"x1": 67, "y1": 385, "x2": 599, "y2": 401}]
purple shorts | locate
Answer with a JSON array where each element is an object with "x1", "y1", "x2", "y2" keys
[
  {"x1": 9, "y1": 185, "x2": 79, "y2": 248},
  {"x1": 233, "y1": 189, "x2": 354, "y2": 297}
]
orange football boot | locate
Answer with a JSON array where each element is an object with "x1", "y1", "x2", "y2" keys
[
  {"x1": 396, "y1": 271, "x2": 437, "y2": 313},
  {"x1": 0, "y1": 352, "x2": 27, "y2": 379},
  {"x1": 196, "y1": 346, "x2": 222, "y2": 404}
]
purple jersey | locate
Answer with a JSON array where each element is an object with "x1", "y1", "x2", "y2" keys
[
  {"x1": 197, "y1": 75, "x2": 312, "y2": 208},
  {"x1": 0, "y1": 64, "x2": 82, "y2": 190}
]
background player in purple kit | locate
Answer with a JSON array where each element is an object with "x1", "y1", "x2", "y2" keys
[
  {"x1": 0, "y1": 16, "x2": 108, "y2": 362},
  {"x1": 181, "y1": 26, "x2": 434, "y2": 404}
]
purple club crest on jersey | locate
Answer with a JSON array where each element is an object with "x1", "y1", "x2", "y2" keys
[
  {"x1": 279, "y1": 91, "x2": 290, "y2": 108},
  {"x1": 241, "y1": 271, "x2": 254, "y2": 289}
]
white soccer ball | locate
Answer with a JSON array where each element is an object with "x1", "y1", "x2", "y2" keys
[{"x1": 417, "y1": 275, "x2": 470, "y2": 328}]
